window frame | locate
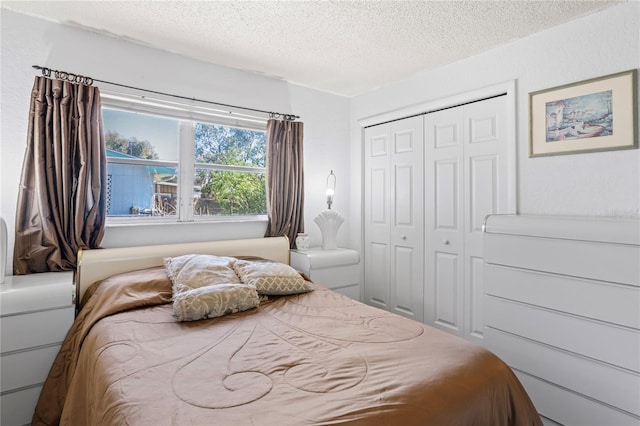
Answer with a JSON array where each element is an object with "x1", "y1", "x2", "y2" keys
[{"x1": 101, "y1": 91, "x2": 269, "y2": 224}]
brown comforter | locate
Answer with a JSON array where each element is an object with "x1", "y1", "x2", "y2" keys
[{"x1": 33, "y1": 267, "x2": 541, "y2": 426}]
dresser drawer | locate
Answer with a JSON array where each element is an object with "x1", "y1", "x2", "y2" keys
[
  {"x1": 1, "y1": 385, "x2": 42, "y2": 426},
  {"x1": 1, "y1": 344, "x2": 61, "y2": 393},
  {"x1": 484, "y1": 295, "x2": 639, "y2": 371},
  {"x1": 0, "y1": 307, "x2": 74, "y2": 353},
  {"x1": 485, "y1": 327, "x2": 640, "y2": 416},
  {"x1": 515, "y1": 370, "x2": 639, "y2": 426},
  {"x1": 311, "y1": 264, "x2": 359, "y2": 288},
  {"x1": 332, "y1": 285, "x2": 359, "y2": 300}
]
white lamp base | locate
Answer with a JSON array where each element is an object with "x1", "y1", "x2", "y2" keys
[{"x1": 314, "y1": 209, "x2": 344, "y2": 250}]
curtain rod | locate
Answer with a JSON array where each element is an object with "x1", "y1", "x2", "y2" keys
[{"x1": 32, "y1": 65, "x2": 300, "y2": 121}]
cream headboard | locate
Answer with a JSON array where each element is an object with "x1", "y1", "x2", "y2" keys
[{"x1": 76, "y1": 236, "x2": 290, "y2": 305}]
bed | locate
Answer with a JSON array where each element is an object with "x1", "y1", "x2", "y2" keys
[{"x1": 33, "y1": 236, "x2": 541, "y2": 426}]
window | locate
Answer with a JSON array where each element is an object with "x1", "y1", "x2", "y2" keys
[{"x1": 102, "y1": 93, "x2": 267, "y2": 222}]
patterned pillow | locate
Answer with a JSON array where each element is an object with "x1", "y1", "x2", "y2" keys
[
  {"x1": 173, "y1": 284, "x2": 259, "y2": 322},
  {"x1": 233, "y1": 259, "x2": 314, "y2": 295},
  {"x1": 163, "y1": 254, "x2": 241, "y2": 294}
]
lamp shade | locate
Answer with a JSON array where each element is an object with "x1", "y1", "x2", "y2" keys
[{"x1": 325, "y1": 170, "x2": 336, "y2": 209}]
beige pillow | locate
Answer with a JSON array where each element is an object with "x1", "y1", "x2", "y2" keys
[
  {"x1": 163, "y1": 254, "x2": 240, "y2": 293},
  {"x1": 233, "y1": 259, "x2": 314, "y2": 295},
  {"x1": 173, "y1": 284, "x2": 259, "y2": 322}
]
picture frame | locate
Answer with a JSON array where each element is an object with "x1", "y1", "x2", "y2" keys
[{"x1": 529, "y1": 69, "x2": 637, "y2": 157}]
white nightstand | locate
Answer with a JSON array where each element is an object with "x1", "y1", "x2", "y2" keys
[
  {"x1": 0, "y1": 271, "x2": 75, "y2": 426},
  {"x1": 290, "y1": 247, "x2": 360, "y2": 300}
]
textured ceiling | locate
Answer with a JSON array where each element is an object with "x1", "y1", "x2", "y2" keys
[{"x1": 2, "y1": 0, "x2": 621, "y2": 96}]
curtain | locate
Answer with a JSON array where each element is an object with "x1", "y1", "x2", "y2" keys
[
  {"x1": 264, "y1": 119, "x2": 304, "y2": 248},
  {"x1": 13, "y1": 76, "x2": 107, "y2": 274}
]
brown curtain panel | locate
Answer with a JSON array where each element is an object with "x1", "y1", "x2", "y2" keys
[
  {"x1": 264, "y1": 119, "x2": 304, "y2": 248},
  {"x1": 13, "y1": 76, "x2": 107, "y2": 274}
]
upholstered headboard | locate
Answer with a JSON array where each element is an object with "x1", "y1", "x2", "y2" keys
[{"x1": 75, "y1": 236, "x2": 290, "y2": 305}]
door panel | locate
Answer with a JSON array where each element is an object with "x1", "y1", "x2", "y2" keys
[
  {"x1": 394, "y1": 129, "x2": 416, "y2": 153},
  {"x1": 425, "y1": 95, "x2": 508, "y2": 343},
  {"x1": 370, "y1": 168, "x2": 387, "y2": 224},
  {"x1": 468, "y1": 256, "x2": 485, "y2": 340},
  {"x1": 368, "y1": 242, "x2": 389, "y2": 309},
  {"x1": 469, "y1": 114, "x2": 498, "y2": 144},
  {"x1": 370, "y1": 134, "x2": 388, "y2": 157},
  {"x1": 463, "y1": 96, "x2": 508, "y2": 345},
  {"x1": 364, "y1": 125, "x2": 391, "y2": 308},
  {"x1": 425, "y1": 108, "x2": 464, "y2": 331},
  {"x1": 469, "y1": 155, "x2": 497, "y2": 232},
  {"x1": 435, "y1": 160, "x2": 458, "y2": 230},
  {"x1": 394, "y1": 164, "x2": 414, "y2": 226},
  {"x1": 393, "y1": 245, "x2": 416, "y2": 316},
  {"x1": 434, "y1": 251, "x2": 460, "y2": 332},
  {"x1": 390, "y1": 116, "x2": 424, "y2": 321}
]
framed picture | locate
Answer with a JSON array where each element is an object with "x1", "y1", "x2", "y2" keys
[{"x1": 529, "y1": 69, "x2": 637, "y2": 157}]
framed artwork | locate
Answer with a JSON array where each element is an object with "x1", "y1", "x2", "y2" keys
[{"x1": 529, "y1": 69, "x2": 637, "y2": 157}]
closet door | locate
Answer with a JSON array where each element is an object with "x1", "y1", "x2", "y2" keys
[
  {"x1": 462, "y1": 96, "x2": 508, "y2": 345},
  {"x1": 364, "y1": 116, "x2": 424, "y2": 321},
  {"x1": 424, "y1": 109, "x2": 464, "y2": 336},
  {"x1": 424, "y1": 95, "x2": 508, "y2": 344},
  {"x1": 363, "y1": 124, "x2": 391, "y2": 311},
  {"x1": 389, "y1": 116, "x2": 424, "y2": 321}
]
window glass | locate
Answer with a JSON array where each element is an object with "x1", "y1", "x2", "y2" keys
[
  {"x1": 103, "y1": 109, "x2": 179, "y2": 161},
  {"x1": 194, "y1": 123, "x2": 267, "y2": 216},
  {"x1": 103, "y1": 108, "x2": 179, "y2": 217},
  {"x1": 102, "y1": 106, "x2": 267, "y2": 221},
  {"x1": 194, "y1": 168, "x2": 266, "y2": 216}
]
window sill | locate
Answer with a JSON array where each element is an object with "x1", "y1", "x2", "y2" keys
[
  {"x1": 101, "y1": 217, "x2": 269, "y2": 248},
  {"x1": 105, "y1": 216, "x2": 268, "y2": 228}
]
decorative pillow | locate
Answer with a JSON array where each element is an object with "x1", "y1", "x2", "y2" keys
[
  {"x1": 233, "y1": 259, "x2": 314, "y2": 295},
  {"x1": 173, "y1": 283, "x2": 259, "y2": 322},
  {"x1": 163, "y1": 254, "x2": 240, "y2": 294}
]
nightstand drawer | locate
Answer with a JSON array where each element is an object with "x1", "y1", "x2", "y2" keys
[
  {"x1": 312, "y1": 264, "x2": 359, "y2": 288},
  {"x1": 0, "y1": 307, "x2": 74, "y2": 353},
  {"x1": 1, "y1": 385, "x2": 42, "y2": 426},
  {"x1": 1, "y1": 344, "x2": 61, "y2": 392},
  {"x1": 0, "y1": 272, "x2": 74, "y2": 315}
]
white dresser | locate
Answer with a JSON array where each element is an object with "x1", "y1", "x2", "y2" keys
[
  {"x1": 0, "y1": 272, "x2": 75, "y2": 426},
  {"x1": 290, "y1": 248, "x2": 360, "y2": 300},
  {"x1": 483, "y1": 215, "x2": 640, "y2": 426}
]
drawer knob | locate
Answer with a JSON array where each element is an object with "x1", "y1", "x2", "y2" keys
[
  {"x1": 443, "y1": 240, "x2": 450, "y2": 245},
  {"x1": 401, "y1": 235, "x2": 407, "y2": 240}
]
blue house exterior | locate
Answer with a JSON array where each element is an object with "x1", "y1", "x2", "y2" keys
[{"x1": 106, "y1": 149, "x2": 155, "y2": 216}]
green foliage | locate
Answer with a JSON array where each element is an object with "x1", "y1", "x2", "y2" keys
[
  {"x1": 194, "y1": 123, "x2": 267, "y2": 215},
  {"x1": 196, "y1": 170, "x2": 266, "y2": 215},
  {"x1": 195, "y1": 123, "x2": 265, "y2": 167},
  {"x1": 105, "y1": 131, "x2": 159, "y2": 159}
]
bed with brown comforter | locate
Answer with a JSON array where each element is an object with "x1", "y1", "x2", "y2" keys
[{"x1": 33, "y1": 265, "x2": 541, "y2": 426}]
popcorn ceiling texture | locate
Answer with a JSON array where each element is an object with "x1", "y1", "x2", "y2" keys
[{"x1": 1, "y1": 0, "x2": 619, "y2": 96}]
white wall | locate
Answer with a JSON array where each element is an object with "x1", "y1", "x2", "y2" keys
[
  {"x1": 0, "y1": 10, "x2": 351, "y2": 275},
  {"x1": 350, "y1": 1, "x2": 639, "y2": 248},
  {"x1": 2, "y1": 4, "x2": 638, "y2": 276}
]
